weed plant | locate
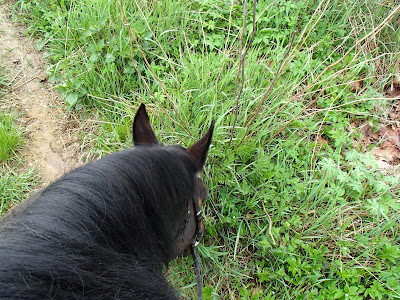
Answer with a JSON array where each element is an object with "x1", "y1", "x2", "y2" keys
[{"x1": 13, "y1": 0, "x2": 400, "y2": 298}]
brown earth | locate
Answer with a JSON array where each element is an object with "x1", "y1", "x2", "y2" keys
[
  {"x1": 0, "y1": 3, "x2": 83, "y2": 185},
  {"x1": 353, "y1": 74, "x2": 400, "y2": 172}
]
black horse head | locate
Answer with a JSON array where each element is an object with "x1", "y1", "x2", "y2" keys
[
  {"x1": 132, "y1": 104, "x2": 214, "y2": 260},
  {"x1": 0, "y1": 104, "x2": 214, "y2": 299}
]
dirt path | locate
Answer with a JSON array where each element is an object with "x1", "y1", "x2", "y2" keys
[{"x1": 0, "y1": 3, "x2": 82, "y2": 185}]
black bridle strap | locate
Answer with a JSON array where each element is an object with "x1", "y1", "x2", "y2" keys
[
  {"x1": 190, "y1": 244, "x2": 203, "y2": 300},
  {"x1": 192, "y1": 195, "x2": 204, "y2": 245}
]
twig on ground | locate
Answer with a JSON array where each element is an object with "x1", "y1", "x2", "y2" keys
[{"x1": 262, "y1": 200, "x2": 276, "y2": 245}]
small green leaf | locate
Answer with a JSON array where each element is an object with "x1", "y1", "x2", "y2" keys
[
  {"x1": 105, "y1": 53, "x2": 115, "y2": 64},
  {"x1": 66, "y1": 93, "x2": 78, "y2": 107}
]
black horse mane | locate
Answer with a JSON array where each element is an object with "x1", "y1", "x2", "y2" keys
[{"x1": 0, "y1": 145, "x2": 197, "y2": 299}]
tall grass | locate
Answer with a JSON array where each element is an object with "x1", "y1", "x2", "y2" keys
[{"x1": 13, "y1": 0, "x2": 400, "y2": 298}]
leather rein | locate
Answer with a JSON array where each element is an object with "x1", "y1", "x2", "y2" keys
[{"x1": 185, "y1": 193, "x2": 204, "y2": 300}]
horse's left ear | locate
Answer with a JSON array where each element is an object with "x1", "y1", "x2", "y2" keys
[
  {"x1": 133, "y1": 104, "x2": 159, "y2": 146},
  {"x1": 186, "y1": 120, "x2": 215, "y2": 171}
]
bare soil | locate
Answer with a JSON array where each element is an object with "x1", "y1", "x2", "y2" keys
[{"x1": 0, "y1": 3, "x2": 83, "y2": 185}]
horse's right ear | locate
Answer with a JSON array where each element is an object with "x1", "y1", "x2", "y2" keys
[
  {"x1": 133, "y1": 104, "x2": 159, "y2": 146},
  {"x1": 186, "y1": 120, "x2": 215, "y2": 172}
]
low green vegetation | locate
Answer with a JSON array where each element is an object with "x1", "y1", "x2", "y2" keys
[
  {"x1": 0, "y1": 113, "x2": 23, "y2": 161},
  {"x1": 0, "y1": 70, "x2": 38, "y2": 216},
  {"x1": 13, "y1": 0, "x2": 400, "y2": 298},
  {"x1": 0, "y1": 67, "x2": 22, "y2": 162},
  {"x1": 0, "y1": 166, "x2": 37, "y2": 216}
]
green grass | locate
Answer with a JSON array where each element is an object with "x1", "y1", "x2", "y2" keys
[
  {"x1": 0, "y1": 69, "x2": 38, "y2": 217},
  {"x1": 0, "y1": 116, "x2": 37, "y2": 216},
  {"x1": 0, "y1": 69, "x2": 22, "y2": 162},
  {"x1": 13, "y1": 0, "x2": 400, "y2": 298},
  {"x1": 0, "y1": 166, "x2": 38, "y2": 216},
  {"x1": 0, "y1": 113, "x2": 23, "y2": 161}
]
